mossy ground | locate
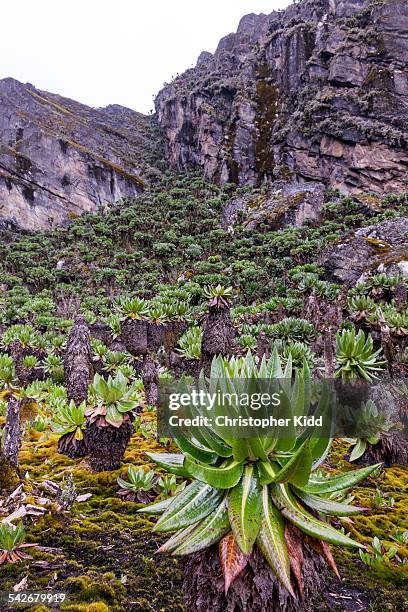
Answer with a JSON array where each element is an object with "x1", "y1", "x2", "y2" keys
[
  {"x1": 324, "y1": 441, "x2": 408, "y2": 611},
  {"x1": 0, "y1": 424, "x2": 184, "y2": 612},
  {"x1": 1, "y1": 433, "x2": 406, "y2": 611}
]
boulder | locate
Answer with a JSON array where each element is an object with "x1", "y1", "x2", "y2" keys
[{"x1": 322, "y1": 217, "x2": 408, "y2": 284}]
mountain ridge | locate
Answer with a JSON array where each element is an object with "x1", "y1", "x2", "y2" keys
[
  {"x1": 1, "y1": 0, "x2": 408, "y2": 230},
  {"x1": 0, "y1": 77, "x2": 162, "y2": 230},
  {"x1": 156, "y1": 0, "x2": 408, "y2": 195}
]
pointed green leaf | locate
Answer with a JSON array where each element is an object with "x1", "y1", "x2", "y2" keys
[
  {"x1": 293, "y1": 489, "x2": 368, "y2": 517},
  {"x1": 300, "y1": 463, "x2": 382, "y2": 495},
  {"x1": 257, "y1": 485, "x2": 295, "y2": 597},
  {"x1": 349, "y1": 439, "x2": 367, "y2": 462},
  {"x1": 230, "y1": 438, "x2": 251, "y2": 463},
  {"x1": 174, "y1": 437, "x2": 218, "y2": 464},
  {"x1": 227, "y1": 465, "x2": 263, "y2": 554},
  {"x1": 199, "y1": 427, "x2": 233, "y2": 457},
  {"x1": 154, "y1": 481, "x2": 223, "y2": 532},
  {"x1": 274, "y1": 440, "x2": 312, "y2": 488},
  {"x1": 247, "y1": 438, "x2": 269, "y2": 462},
  {"x1": 310, "y1": 437, "x2": 332, "y2": 470},
  {"x1": 242, "y1": 377, "x2": 268, "y2": 461},
  {"x1": 145, "y1": 452, "x2": 190, "y2": 477},
  {"x1": 173, "y1": 499, "x2": 230, "y2": 555},
  {"x1": 137, "y1": 497, "x2": 174, "y2": 515},
  {"x1": 271, "y1": 484, "x2": 364, "y2": 549},
  {"x1": 157, "y1": 523, "x2": 199, "y2": 553},
  {"x1": 257, "y1": 460, "x2": 280, "y2": 486},
  {"x1": 184, "y1": 457, "x2": 243, "y2": 489},
  {"x1": 273, "y1": 387, "x2": 296, "y2": 452}
]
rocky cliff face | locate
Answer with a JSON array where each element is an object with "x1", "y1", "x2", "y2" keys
[
  {"x1": 2, "y1": 0, "x2": 407, "y2": 231},
  {"x1": 156, "y1": 0, "x2": 408, "y2": 196},
  {"x1": 0, "y1": 78, "x2": 161, "y2": 230}
]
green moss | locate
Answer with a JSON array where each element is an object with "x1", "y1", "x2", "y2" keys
[
  {"x1": 363, "y1": 237, "x2": 391, "y2": 251},
  {"x1": 76, "y1": 581, "x2": 123, "y2": 605},
  {"x1": 0, "y1": 456, "x2": 20, "y2": 491},
  {"x1": 0, "y1": 429, "x2": 184, "y2": 611},
  {"x1": 63, "y1": 603, "x2": 110, "y2": 612}
]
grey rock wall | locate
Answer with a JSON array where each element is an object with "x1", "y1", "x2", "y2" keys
[
  {"x1": 156, "y1": 0, "x2": 408, "y2": 196},
  {"x1": 0, "y1": 78, "x2": 161, "y2": 230}
]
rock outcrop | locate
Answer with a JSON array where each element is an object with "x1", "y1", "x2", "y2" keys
[
  {"x1": 323, "y1": 217, "x2": 408, "y2": 284},
  {"x1": 156, "y1": 0, "x2": 408, "y2": 196},
  {"x1": 0, "y1": 78, "x2": 162, "y2": 230},
  {"x1": 2, "y1": 0, "x2": 408, "y2": 230}
]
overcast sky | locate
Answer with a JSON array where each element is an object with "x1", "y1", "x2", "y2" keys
[{"x1": 1, "y1": 1, "x2": 290, "y2": 113}]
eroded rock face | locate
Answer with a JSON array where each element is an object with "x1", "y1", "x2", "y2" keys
[
  {"x1": 221, "y1": 181, "x2": 326, "y2": 230},
  {"x1": 322, "y1": 217, "x2": 408, "y2": 284},
  {"x1": 0, "y1": 78, "x2": 161, "y2": 230},
  {"x1": 156, "y1": 0, "x2": 408, "y2": 196},
  {"x1": 246, "y1": 182, "x2": 326, "y2": 230}
]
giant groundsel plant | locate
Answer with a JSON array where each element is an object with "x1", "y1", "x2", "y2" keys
[{"x1": 140, "y1": 352, "x2": 380, "y2": 596}]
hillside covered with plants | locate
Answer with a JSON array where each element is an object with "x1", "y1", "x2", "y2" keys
[{"x1": 0, "y1": 168, "x2": 407, "y2": 611}]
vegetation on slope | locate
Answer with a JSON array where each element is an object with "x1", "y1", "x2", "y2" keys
[{"x1": 0, "y1": 172, "x2": 407, "y2": 610}]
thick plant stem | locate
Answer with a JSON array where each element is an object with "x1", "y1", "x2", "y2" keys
[
  {"x1": 121, "y1": 318, "x2": 148, "y2": 356},
  {"x1": 183, "y1": 538, "x2": 326, "y2": 612},
  {"x1": 3, "y1": 396, "x2": 22, "y2": 467},
  {"x1": 64, "y1": 315, "x2": 93, "y2": 405},
  {"x1": 201, "y1": 304, "x2": 235, "y2": 375},
  {"x1": 10, "y1": 342, "x2": 40, "y2": 385},
  {"x1": 142, "y1": 352, "x2": 159, "y2": 407},
  {"x1": 163, "y1": 321, "x2": 187, "y2": 354},
  {"x1": 86, "y1": 420, "x2": 133, "y2": 472},
  {"x1": 57, "y1": 433, "x2": 87, "y2": 459},
  {"x1": 358, "y1": 434, "x2": 408, "y2": 467}
]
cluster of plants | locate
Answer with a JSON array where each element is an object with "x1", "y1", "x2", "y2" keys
[
  {"x1": 0, "y1": 523, "x2": 37, "y2": 565},
  {"x1": 0, "y1": 174, "x2": 406, "y2": 391},
  {"x1": 117, "y1": 465, "x2": 186, "y2": 503},
  {"x1": 176, "y1": 326, "x2": 203, "y2": 360},
  {"x1": 335, "y1": 328, "x2": 386, "y2": 381},
  {"x1": 343, "y1": 399, "x2": 400, "y2": 461},
  {"x1": 139, "y1": 352, "x2": 381, "y2": 595},
  {"x1": 0, "y1": 173, "x2": 406, "y2": 608},
  {"x1": 0, "y1": 173, "x2": 405, "y2": 319},
  {"x1": 348, "y1": 274, "x2": 408, "y2": 336}
]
